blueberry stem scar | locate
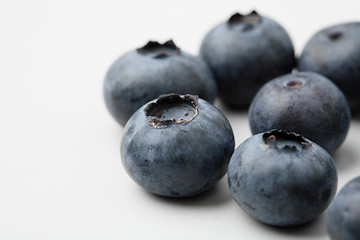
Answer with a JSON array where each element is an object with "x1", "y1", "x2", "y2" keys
[
  {"x1": 136, "y1": 40, "x2": 181, "y2": 58},
  {"x1": 144, "y1": 93, "x2": 199, "y2": 128},
  {"x1": 286, "y1": 80, "x2": 303, "y2": 87},
  {"x1": 263, "y1": 130, "x2": 312, "y2": 150},
  {"x1": 228, "y1": 10, "x2": 262, "y2": 25},
  {"x1": 328, "y1": 32, "x2": 342, "y2": 41}
]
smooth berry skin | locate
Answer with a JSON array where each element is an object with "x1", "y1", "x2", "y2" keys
[
  {"x1": 249, "y1": 72, "x2": 351, "y2": 153},
  {"x1": 298, "y1": 22, "x2": 360, "y2": 115},
  {"x1": 104, "y1": 40, "x2": 217, "y2": 126},
  {"x1": 199, "y1": 11, "x2": 295, "y2": 108},
  {"x1": 121, "y1": 94, "x2": 234, "y2": 197},
  {"x1": 326, "y1": 177, "x2": 360, "y2": 240},
  {"x1": 228, "y1": 130, "x2": 338, "y2": 227}
]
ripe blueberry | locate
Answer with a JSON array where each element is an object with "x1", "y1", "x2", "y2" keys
[
  {"x1": 298, "y1": 22, "x2": 360, "y2": 115},
  {"x1": 227, "y1": 130, "x2": 338, "y2": 226},
  {"x1": 104, "y1": 40, "x2": 217, "y2": 126},
  {"x1": 249, "y1": 72, "x2": 351, "y2": 153},
  {"x1": 199, "y1": 10, "x2": 295, "y2": 108},
  {"x1": 121, "y1": 93, "x2": 234, "y2": 197},
  {"x1": 326, "y1": 176, "x2": 360, "y2": 240}
]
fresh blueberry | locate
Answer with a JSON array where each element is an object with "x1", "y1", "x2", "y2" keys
[
  {"x1": 298, "y1": 22, "x2": 360, "y2": 115},
  {"x1": 227, "y1": 130, "x2": 338, "y2": 226},
  {"x1": 249, "y1": 72, "x2": 351, "y2": 153},
  {"x1": 199, "y1": 10, "x2": 295, "y2": 108},
  {"x1": 326, "y1": 176, "x2": 360, "y2": 240},
  {"x1": 121, "y1": 93, "x2": 234, "y2": 197},
  {"x1": 104, "y1": 40, "x2": 217, "y2": 126}
]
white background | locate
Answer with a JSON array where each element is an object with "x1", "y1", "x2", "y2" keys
[{"x1": 1, "y1": 0, "x2": 360, "y2": 239}]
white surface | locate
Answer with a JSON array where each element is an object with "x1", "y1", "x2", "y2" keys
[{"x1": 1, "y1": 0, "x2": 360, "y2": 239}]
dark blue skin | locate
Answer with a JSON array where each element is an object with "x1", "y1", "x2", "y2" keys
[
  {"x1": 298, "y1": 22, "x2": 360, "y2": 115},
  {"x1": 104, "y1": 40, "x2": 217, "y2": 126},
  {"x1": 249, "y1": 72, "x2": 351, "y2": 153},
  {"x1": 121, "y1": 93, "x2": 235, "y2": 197},
  {"x1": 199, "y1": 11, "x2": 295, "y2": 108},
  {"x1": 228, "y1": 130, "x2": 338, "y2": 227},
  {"x1": 326, "y1": 176, "x2": 360, "y2": 240}
]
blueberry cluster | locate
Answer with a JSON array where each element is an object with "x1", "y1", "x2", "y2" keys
[{"x1": 104, "y1": 10, "x2": 359, "y2": 239}]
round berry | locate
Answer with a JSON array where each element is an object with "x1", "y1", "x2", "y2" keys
[
  {"x1": 121, "y1": 93, "x2": 234, "y2": 197},
  {"x1": 326, "y1": 176, "x2": 360, "y2": 240},
  {"x1": 298, "y1": 22, "x2": 360, "y2": 115},
  {"x1": 249, "y1": 72, "x2": 351, "y2": 153},
  {"x1": 228, "y1": 130, "x2": 338, "y2": 226},
  {"x1": 200, "y1": 11, "x2": 295, "y2": 108},
  {"x1": 104, "y1": 40, "x2": 217, "y2": 126}
]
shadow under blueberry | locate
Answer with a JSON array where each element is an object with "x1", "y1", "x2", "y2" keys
[
  {"x1": 215, "y1": 99, "x2": 249, "y2": 114},
  {"x1": 351, "y1": 112, "x2": 360, "y2": 120},
  {"x1": 142, "y1": 177, "x2": 232, "y2": 208},
  {"x1": 332, "y1": 144, "x2": 358, "y2": 173}
]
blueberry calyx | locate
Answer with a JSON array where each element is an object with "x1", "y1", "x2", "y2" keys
[
  {"x1": 263, "y1": 130, "x2": 312, "y2": 151},
  {"x1": 284, "y1": 78, "x2": 305, "y2": 88},
  {"x1": 228, "y1": 10, "x2": 262, "y2": 27},
  {"x1": 282, "y1": 74, "x2": 307, "y2": 88},
  {"x1": 137, "y1": 40, "x2": 180, "y2": 58},
  {"x1": 286, "y1": 80, "x2": 303, "y2": 87},
  {"x1": 144, "y1": 93, "x2": 198, "y2": 128},
  {"x1": 328, "y1": 31, "x2": 342, "y2": 41}
]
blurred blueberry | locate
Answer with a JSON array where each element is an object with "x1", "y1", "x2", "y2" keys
[
  {"x1": 326, "y1": 176, "x2": 360, "y2": 240},
  {"x1": 249, "y1": 72, "x2": 351, "y2": 153},
  {"x1": 104, "y1": 40, "x2": 217, "y2": 126},
  {"x1": 298, "y1": 22, "x2": 360, "y2": 115},
  {"x1": 228, "y1": 129, "x2": 338, "y2": 226},
  {"x1": 121, "y1": 93, "x2": 234, "y2": 197},
  {"x1": 199, "y1": 11, "x2": 295, "y2": 108}
]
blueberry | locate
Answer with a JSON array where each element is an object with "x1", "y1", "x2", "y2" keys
[
  {"x1": 227, "y1": 130, "x2": 338, "y2": 226},
  {"x1": 104, "y1": 40, "x2": 217, "y2": 126},
  {"x1": 326, "y1": 176, "x2": 360, "y2": 240},
  {"x1": 121, "y1": 93, "x2": 234, "y2": 197},
  {"x1": 249, "y1": 72, "x2": 351, "y2": 153},
  {"x1": 298, "y1": 22, "x2": 360, "y2": 115},
  {"x1": 199, "y1": 11, "x2": 295, "y2": 108}
]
